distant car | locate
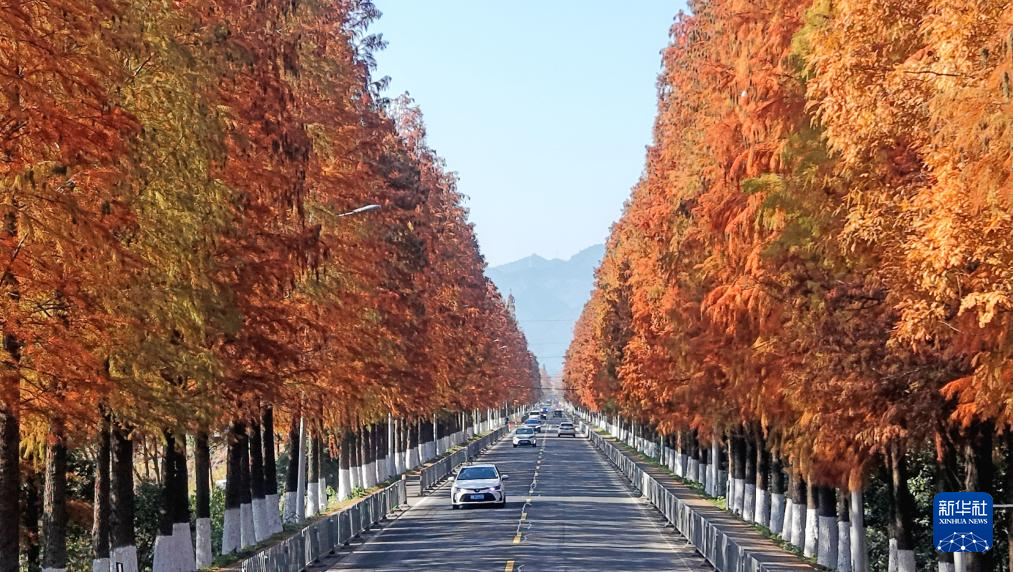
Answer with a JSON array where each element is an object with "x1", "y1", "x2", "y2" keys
[
  {"x1": 552, "y1": 409, "x2": 563, "y2": 418},
  {"x1": 524, "y1": 417, "x2": 543, "y2": 433},
  {"x1": 451, "y1": 464, "x2": 508, "y2": 509},
  {"x1": 557, "y1": 422, "x2": 576, "y2": 437},
  {"x1": 512, "y1": 427, "x2": 538, "y2": 447}
]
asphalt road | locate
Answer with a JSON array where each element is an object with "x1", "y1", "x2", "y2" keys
[{"x1": 332, "y1": 418, "x2": 710, "y2": 571}]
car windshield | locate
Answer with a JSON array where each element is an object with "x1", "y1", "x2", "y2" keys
[
  {"x1": 560, "y1": 423, "x2": 573, "y2": 428},
  {"x1": 457, "y1": 467, "x2": 497, "y2": 480},
  {"x1": 524, "y1": 419, "x2": 539, "y2": 425},
  {"x1": 516, "y1": 428, "x2": 534, "y2": 435}
]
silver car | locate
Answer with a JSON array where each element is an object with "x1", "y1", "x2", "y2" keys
[
  {"x1": 557, "y1": 421, "x2": 576, "y2": 437},
  {"x1": 451, "y1": 464, "x2": 508, "y2": 509}
]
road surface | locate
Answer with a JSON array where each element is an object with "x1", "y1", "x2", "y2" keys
[{"x1": 331, "y1": 417, "x2": 710, "y2": 571}]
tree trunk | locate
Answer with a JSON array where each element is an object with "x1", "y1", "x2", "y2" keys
[
  {"x1": 250, "y1": 420, "x2": 268, "y2": 540},
  {"x1": 837, "y1": 488, "x2": 852, "y2": 572},
  {"x1": 963, "y1": 422, "x2": 993, "y2": 572},
  {"x1": 239, "y1": 425, "x2": 254, "y2": 548},
  {"x1": 317, "y1": 433, "x2": 328, "y2": 513},
  {"x1": 889, "y1": 446, "x2": 917, "y2": 572},
  {"x1": 361, "y1": 424, "x2": 373, "y2": 488},
  {"x1": 755, "y1": 434, "x2": 770, "y2": 527},
  {"x1": 816, "y1": 486, "x2": 838, "y2": 568},
  {"x1": 349, "y1": 429, "x2": 361, "y2": 492},
  {"x1": 769, "y1": 452, "x2": 786, "y2": 535},
  {"x1": 41, "y1": 419, "x2": 68, "y2": 572},
  {"x1": 743, "y1": 435, "x2": 756, "y2": 522},
  {"x1": 261, "y1": 406, "x2": 281, "y2": 535},
  {"x1": 789, "y1": 469, "x2": 806, "y2": 549},
  {"x1": 849, "y1": 468, "x2": 869, "y2": 572},
  {"x1": 0, "y1": 333, "x2": 21, "y2": 572},
  {"x1": 936, "y1": 427, "x2": 960, "y2": 572},
  {"x1": 306, "y1": 428, "x2": 319, "y2": 518},
  {"x1": 804, "y1": 479, "x2": 818, "y2": 557},
  {"x1": 194, "y1": 432, "x2": 212, "y2": 568},
  {"x1": 408, "y1": 419, "x2": 419, "y2": 469},
  {"x1": 283, "y1": 414, "x2": 300, "y2": 524},
  {"x1": 731, "y1": 433, "x2": 746, "y2": 515},
  {"x1": 24, "y1": 471, "x2": 41, "y2": 572},
  {"x1": 92, "y1": 413, "x2": 111, "y2": 572},
  {"x1": 222, "y1": 422, "x2": 244, "y2": 555},
  {"x1": 110, "y1": 419, "x2": 138, "y2": 572},
  {"x1": 339, "y1": 430, "x2": 353, "y2": 500}
]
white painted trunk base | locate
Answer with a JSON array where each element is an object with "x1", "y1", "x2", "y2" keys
[
  {"x1": 367, "y1": 461, "x2": 377, "y2": 487},
  {"x1": 173, "y1": 522, "x2": 196, "y2": 571},
  {"x1": 319, "y1": 478, "x2": 328, "y2": 513},
  {"x1": 338, "y1": 468, "x2": 351, "y2": 500},
  {"x1": 110, "y1": 545, "x2": 138, "y2": 572},
  {"x1": 770, "y1": 493, "x2": 786, "y2": 535},
  {"x1": 152, "y1": 533, "x2": 175, "y2": 572},
  {"x1": 755, "y1": 488, "x2": 770, "y2": 527},
  {"x1": 790, "y1": 501, "x2": 805, "y2": 548},
  {"x1": 676, "y1": 454, "x2": 687, "y2": 477},
  {"x1": 837, "y1": 520, "x2": 852, "y2": 572},
  {"x1": 42, "y1": 567, "x2": 67, "y2": 572},
  {"x1": 688, "y1": 459, "x2": 699, "y2": 483},
  {"x1": 252, "y1": 497, "x2": 268, "y2": 542},
  {"x1": 240, "y1": 502, "x2": 255, "y2": 548},
  {"x1": 742, "y1": 484, "x2": 755, "y2": 521},
  {"x1": 91, "y1": 558, "x2": 109, "y2": 572},
  {"x1": 817, "y1": 515, "x2": 838, "y2": 568},
  {"x1": 938, "y1": 562, "x2": 955, "y2": 572},
  {"x1": 360, "y1": 464, "x2": 372, "y2": 489},
  {"x1": 888, "y1": 538, "x2": 897, "y2": 572},
  {"x1": 804, "y1": 507, "x2": 818, "y2": 557},
  {"x1": 266, "y1": 493, "x2": 282, "y2": 535},
  {"x1": 195, "y1": 517, "x2": 213, "y2": 569},
  {"x1": 221, "y1": 506, "x2": 241, "y2": 554},
  {"x1": 700, "y1": 462, "x2": 710, "y2": 494},
  {"x1": 896, "y1": 549, "x2": 915, "y2": 572},
  {"x1": 305, "y1": 481, "x2": 319, "y2": 518},
  {"x1": 850, "y1": 489, "x2": 868, "y2": 572},
  {"x1": 732, "y1": 478, "x2": 745, "y2": 515},
  {"x1": 783, "y1": 499, "x2": 794, "y2": 540}
]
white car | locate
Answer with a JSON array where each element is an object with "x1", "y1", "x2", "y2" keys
[
  {"x1": 512, "y1": 427, "x2": 538, "y2": 447},
  {"x1": 557, "y1": 421, "x2": 576, "y2": 437},
  {"x1": 451, "y1": 464, "x2": 508, "y2": 509}
]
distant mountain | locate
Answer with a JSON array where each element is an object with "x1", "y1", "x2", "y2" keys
[{"x1": 487, "y1": 244, "x2": 604, "y2": 375}]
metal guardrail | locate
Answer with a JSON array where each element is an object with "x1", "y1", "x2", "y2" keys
[
  {"x1": 585, "y1": 427, "x2": 813, "y2": 572},
  {"x1": 419, "y1": 426, "x2": 507, "y2": 493},
  {"x1": 239, "y1": 478, "x2": 407, "y2": 572}
]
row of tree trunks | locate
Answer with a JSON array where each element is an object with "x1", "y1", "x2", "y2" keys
[{"x1": 3, "y1": 408, "x2": 494, "y2": 572}]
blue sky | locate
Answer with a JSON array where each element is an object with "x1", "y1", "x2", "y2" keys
[{"x1": 370, "y1": 1, "x2": 684, "y2": 267}]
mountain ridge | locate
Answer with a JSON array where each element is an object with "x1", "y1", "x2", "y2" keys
[{"x1": 487, "y1": 244, "x2": 604, "y2": 375}]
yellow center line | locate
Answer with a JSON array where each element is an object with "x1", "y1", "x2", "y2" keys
[
  {"x1": 512, "y1": 533, "x2": 522, "y2": 544},
  {"x1": 520, "y1": 512, "x2": 527, "y2": 521},
  {"x1": 504, "y1": 560, "x2": 515, "y2": 571}
]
